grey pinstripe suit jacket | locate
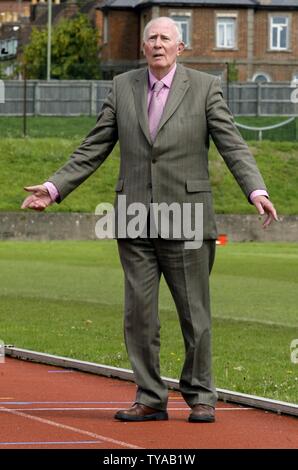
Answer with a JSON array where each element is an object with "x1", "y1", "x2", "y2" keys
[{"x1": 48, "y1": 64, "x2": 267, "y2": 240}]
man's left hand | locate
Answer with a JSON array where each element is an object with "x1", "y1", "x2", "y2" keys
[{"x1": 252, "y1": 195, "x2": 278, "y2": 229}]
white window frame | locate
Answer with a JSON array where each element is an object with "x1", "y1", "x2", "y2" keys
[
  {"x1": 216, "y1": 13, "x2": 237, "y2": 49},
  {"x1": 252, "y1": 72, "x2": 271, "y2": 83},
  {"x1": 0, "y1": 38, "x2": 18, "y2": 57},
  {"x1": 291, "y1": 73, "x2": 298, "y2": 87},
  {"x1": 170, "y1": 11, "x2": 192, "y2": 48},
  {"x1": 270, "y1": 15, "x2": 289, "y2": 51}
]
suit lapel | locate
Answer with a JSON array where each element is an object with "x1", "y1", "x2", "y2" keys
[
  {"x1": 157, "y1": 64, "x2": 189, "y2": 136},
  {"x1": 132, "y1": 68, "x2": 151, "y2": 145}
]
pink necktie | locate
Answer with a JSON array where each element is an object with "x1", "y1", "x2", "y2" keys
[{"x1": 148, "y1": 80, "x2": 165, "y2": 141}]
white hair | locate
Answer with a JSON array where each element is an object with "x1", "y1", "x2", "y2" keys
[{"x1": 143, "y1": 17, "x2": 183, "y2": 43}]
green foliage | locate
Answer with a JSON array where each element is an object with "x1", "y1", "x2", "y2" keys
[
  {"x1": 228, "y1": 60, "x2": 239, "y2": 82},
  {"x1": 23, "y1": 14, "x2": 101, "y2": 79},
  {"x1": 23, "y1": 27, "x2": 48, "y2": 79},
  {"x1": 0, "y1": 61, "x2": 17, "y2": 79},
  {"x1": 0, "y1": 62, "x2": 6, "y2": 79}
]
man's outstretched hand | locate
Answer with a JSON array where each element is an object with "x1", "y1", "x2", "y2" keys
[
  {"x1": 21, "y1": 185, "x2": 52, "y2": 211},
  {"x1": 252, "y1": 195, "x2": 278, "y2": 229}
]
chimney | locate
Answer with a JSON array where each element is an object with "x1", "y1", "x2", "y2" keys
[
  {"x1": 64, "y1": 0, "x2": 79, "y2": 17},
  {"x1": 31, "y1": 2, "x2": 47, "y2": 22}
]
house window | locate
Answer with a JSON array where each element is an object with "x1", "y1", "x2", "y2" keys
[
  {"x1": 252, "y1": 73, "x2": 271, "y2": 83},
  {"x1": 0, "y1": 39, "x2": 18, "y2": 58},
  {"x1": 170, "y1": 13, "x2": 191, "y2": 47},
  {"x1": 0, "y1": 11, "x2": 18, "y2": 23},
  {"x1": 291, "y1": 73, "x2": 298, "y2": 87},
  {"x1": 216, "y1": 16, "x2": 236, "y2": 48},
  {"x1": 270, "y1": 16, "x2": 289, "y2": 50}
]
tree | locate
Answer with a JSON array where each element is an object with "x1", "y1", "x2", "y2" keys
[
  {"x1": 227, "y1": 60, "x2": 239, "y2": 83},
  {"x1": 0, "y1": 62, "x2": 5, "y2": 79},
  {"x1": 23, "y1": 14, "x2": 101, "y2": 79}
]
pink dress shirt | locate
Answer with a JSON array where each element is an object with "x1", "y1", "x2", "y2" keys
[{"x1": 147, "y1": 64, "x2": 176, "y2": 109}]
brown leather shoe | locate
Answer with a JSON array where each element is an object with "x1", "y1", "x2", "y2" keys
[
  {"x1": 188, "y1": 404, "x2": 215, "y2": 423},
  {"x1": 114, "y1": 403, "x2": 168, "y2": 422}
]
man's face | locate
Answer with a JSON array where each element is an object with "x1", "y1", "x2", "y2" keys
[{"x1": 143, "y1": 19, "x2": 184, "y2": 77}]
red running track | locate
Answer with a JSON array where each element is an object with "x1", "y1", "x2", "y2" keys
[{"x1": 0, "y1": 357, "x2": 297, "y2": 449}]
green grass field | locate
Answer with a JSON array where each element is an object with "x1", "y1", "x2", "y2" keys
[
  {"x1": 0, "y1": 116, "x2": 296, "y2": 139},
  {"x1": 0, "y1": 240, "x2": 297, "y2": 404},
  {"x1": 0, "y1": 116, "x2": 297, "y2": 214}
]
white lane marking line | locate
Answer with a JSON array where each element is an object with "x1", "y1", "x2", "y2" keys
[
  {"x1": 0, "y1": 401, "x2": 188, "y2": 405},
  {"x1": 0, "y1": 407, "x2": 252, "y2": 411},
  {"x1": 0, "y1": 441, "x2": 102, "y2": 446},
  {"x1": 0, "y1": 401, "x2": 139, "y2": 405},
  {"x1": 47, "y1": 370, "x2": 74, "y2": 373},
  {"x1": 0, "y1": 407, "x2": 142, "y2": 449}
]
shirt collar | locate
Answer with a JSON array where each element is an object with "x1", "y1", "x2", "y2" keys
[{"x1": 148, "y1": 63, "x2": 177, "y2": 90}]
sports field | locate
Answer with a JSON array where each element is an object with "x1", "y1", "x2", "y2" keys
[{"x1": 0, "y1": 240, "x2": 297, "y2": 404}]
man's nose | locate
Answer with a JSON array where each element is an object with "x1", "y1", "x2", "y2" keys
[{"x1": 154, "y1": 37, "x2": 162, "y2": 47}]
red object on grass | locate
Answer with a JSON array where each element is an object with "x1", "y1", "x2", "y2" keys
[{"x1": 216, "y1": 234, "x2": 228, "y2": 245}]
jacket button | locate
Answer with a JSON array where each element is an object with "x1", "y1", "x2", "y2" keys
[
  {"x1": 152, "y1": 158, "x2": 157, "y2": 163},
  {"x1": 148, "y1": 182, "x2": 152, "y2": 189}
]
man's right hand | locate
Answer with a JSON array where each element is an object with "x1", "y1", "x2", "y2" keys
[{"x1": 21, "y1": 185, "x2": 52, "y2": 211}]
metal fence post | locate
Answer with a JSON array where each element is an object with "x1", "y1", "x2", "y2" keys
[
  {"x1": 23, "y1": 65, "x2": 27, "y2": 137},
  {"x1": 257, "y1": 82, "x2": 262, "y2": 117},
  {"x1": 0, "y1": 79, "x2": 5, "y2": 104},
  {"x1": 34, "y1": 81, "x2": 40, "y2": 116},
  {"x1": 90, "y1": 81, "x2": 97, "y2": 116}
]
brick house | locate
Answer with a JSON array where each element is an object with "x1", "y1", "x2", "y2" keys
[
  {"x1": 0, "y1": 0, "x2": 30, "y2": 70},
  {"x1": 98, "y1": 0, "x2": 298, "y2": 82}
]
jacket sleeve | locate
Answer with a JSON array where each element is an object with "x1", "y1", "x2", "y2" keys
[
  {"x1": 206, "y1": 77, "x2": 267, "y2": 199},
  {"x1": 48, "y1": 79, "x2": 118, "y2": 202}
]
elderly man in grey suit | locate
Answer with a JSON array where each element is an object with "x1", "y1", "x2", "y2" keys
[{"x1": 22, "y1": 17, "x2": 277, "y2": 423}]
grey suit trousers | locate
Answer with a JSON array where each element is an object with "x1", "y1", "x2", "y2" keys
[{"x1": 117, "y1": 237, "x2": 218, "y2": 411}]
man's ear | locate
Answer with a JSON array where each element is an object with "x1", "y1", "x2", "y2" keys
[{"x1": 177, "y1": 42, "x2": 185, "y2": 55}]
